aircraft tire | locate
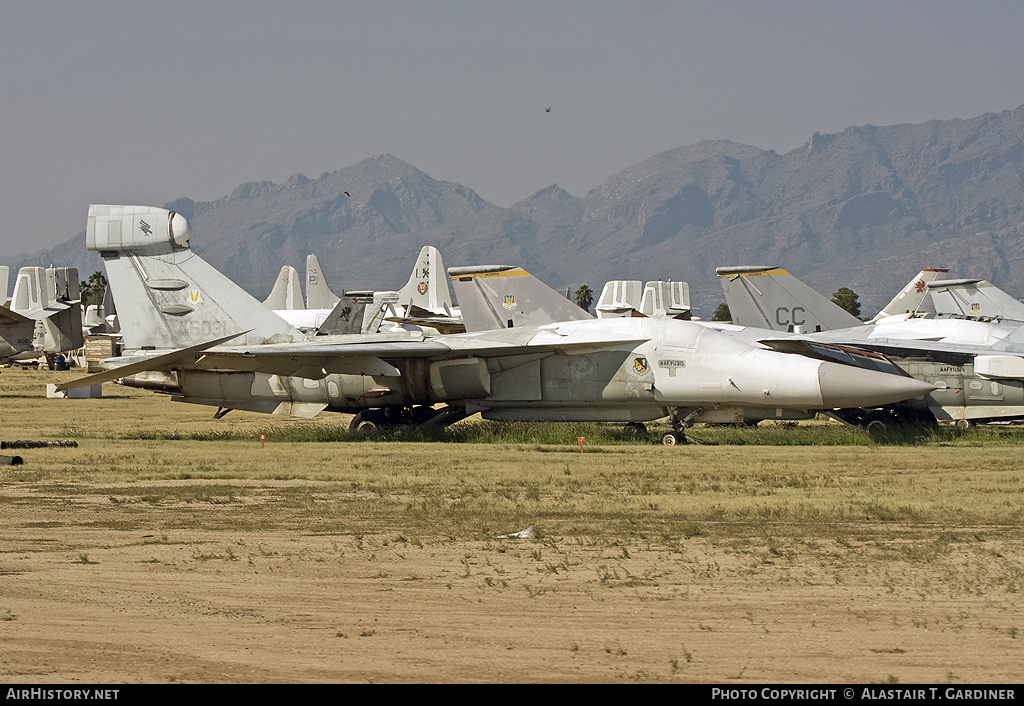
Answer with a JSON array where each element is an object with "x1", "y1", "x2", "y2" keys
[
  {"x1": 350, "y1": 411, "x2": 386, "y2": 433},
  {"x1": 862, "y1": 410, "x2": 897, "y2": 436},
  {"x1": 660, "y1": 431, "x2": 685, "y2": 446},
  {"x1": 624, "y1": 422, "x2": 647, "y2": 439},
  {"x1": 955, "y1": 419, "x2": 972, "y2": 431}
]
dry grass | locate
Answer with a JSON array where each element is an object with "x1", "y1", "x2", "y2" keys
[{"x1": 3, "y1": 369, "x2": 1024, "y2": 682}]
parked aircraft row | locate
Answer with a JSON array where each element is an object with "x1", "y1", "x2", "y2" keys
[
  {"x1": 714, "y1": 266, "x2": 1024, "y2": 430},
  {"x1": 54, "y1": 204, "x2": 984, "y2": 445},
  {"x1": 263, "y1": 248, "x2": 464, "y2": 334}
]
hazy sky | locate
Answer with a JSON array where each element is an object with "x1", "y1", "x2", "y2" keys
[{"x1": 2, "y1": 0, "x2": 1023, "y2": 258}]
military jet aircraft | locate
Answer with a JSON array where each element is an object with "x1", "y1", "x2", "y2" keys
[
  {"x1": 56, "y1": 205, "x2": 934, "y2": 444},
  {"x1": 716, "y1": 266, "x2": 1024, "y2": 429}
]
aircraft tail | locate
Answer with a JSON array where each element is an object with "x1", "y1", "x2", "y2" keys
[
  {"x1": 87, "y1": 205, "x2": 303, "y2": 350},
  {"x1": 928, "y1": 278, "x2": 1024, "y2": 321},
  {"x1": 314, "y1": 295, "x2": 370, "y2": 336},
  {"x1": 263, "y1": 266, "x2": 304, "y2": 310},
  {"x1": 398, "y1": 246, "x2": 454, "y2": 314},
  {"x1": 640, "y1": 280, "x2": 690, "y2": 318},
  {"x1": 869, "y1": 268, "x2": 948, "y2": 321},
  {"x1": 305, "y1": 254, "x2": 340, "y2": 310},
  {"x1": 449, "y1": 265, "x2": 593, "y2": 332},
  {"x1": 717, "y1": 266, "x2": 863, "y2": 332},
  {"x1": 10, "y1": 266, "x2": 84, "y2": 352},
  {"x1": 596, "y1": 280, "x2": 642, "y2": 318}
]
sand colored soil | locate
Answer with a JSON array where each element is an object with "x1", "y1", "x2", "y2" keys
[{"x1": 1, "y1": 479, "x2": 1021, "y2": 684}]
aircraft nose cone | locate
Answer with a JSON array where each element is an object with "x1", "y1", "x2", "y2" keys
[{"x1": 817, "y1": 363, "x2": 937, "y2": 408}]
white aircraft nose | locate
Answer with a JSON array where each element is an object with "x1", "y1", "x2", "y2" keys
[{"x1": 817, "y1": 362, "x2": 936, "y2": 408}]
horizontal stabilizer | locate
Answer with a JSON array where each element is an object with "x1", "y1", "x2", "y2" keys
[{"x1": 54, "y1": 331, "x2": 246, "y2": 391}]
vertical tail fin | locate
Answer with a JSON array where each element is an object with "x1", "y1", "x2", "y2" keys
[
  {"x1": 305, "y1": 253, "x2": 340, "y2": 310},
  {"x1": 10, "y1": 266, "x2": 83, "y2": 352},
  {"x1": 398, "y1": 246, "x2": 454, "y2": 314},
  {"x1": 717, "y1": 266, "x2": 863, "y2": 332},
  {"x1": 596, "y1": 280, "x2": 642, "y2": 318},
  {"x1": 449, "y1": 265, "x2": 592, "y2": 332},
  {"x1": 869, "y1": 268, "x2": 948, "y2": 321},
  {"x1": 87, "y1": 205, "x2": 303, "y2": 349},
  {"x1": 928, "y1": 278, "x2": 1024, "y2": 321},
  {"x1": 640, "y1": 281, "x2": 690, "y2": 318},
  {"x1": 263, "y1": 265, "x2": 304, "y2": 310}
]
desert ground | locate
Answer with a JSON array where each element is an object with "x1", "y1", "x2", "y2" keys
[{"x1": 1, "y1": 368, "x2": 1022, "y2": 683}]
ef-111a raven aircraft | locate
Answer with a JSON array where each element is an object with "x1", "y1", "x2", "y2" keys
[{"x1": 56, "y1": 205, "x2": 934, "y2": 444}]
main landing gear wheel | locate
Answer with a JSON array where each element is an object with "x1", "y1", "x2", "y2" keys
[
  {"x1": 350, "y1": 410, "x2": 387, "y2": 433},
  {"x1": 660, "y1": 430, "x2": 686, "y2": 446},
  {"x1": 624, "y1": 422, "x2": 647, "y2": 439},
  {"x1": 955, "y1": 419, "x2": 972, "y2": 431}
]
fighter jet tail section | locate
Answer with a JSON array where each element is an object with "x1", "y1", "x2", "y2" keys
[
  {"x1": 398, "y1": 246, "x2": 453, "y2": 315},
  {"x1": 9, "y1": 266, "x2": 84, "y2": 353},
  {"x1": 717, "y1": 266, "x2": 863, "y2": 332},
  {"x1": 870, "y1": 268, "x2": 948, "y2": 321},
  {"x1": 928, "y1": 278, "x2": 1024, "y2": 321},
  {"x1": 449, "y1": 266, "x2": 593, "y2": 332},
  {"x1": 596, "y1": 280, "x2": 643, "y2": 319},
  {"x1": 87, "y1": 205, "x2": 303, "y2": 350}
]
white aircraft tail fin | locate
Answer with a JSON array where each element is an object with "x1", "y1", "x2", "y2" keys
[
  {"x1": 449, "y1": 265, "x2": 593, "y2": 332},
  {"x1": 305, "y1": 254, "x2": 339, "y2": 310},
  {"x1": 263, "y1": 265, "x2": 304, "y2": 310},
  {"x1": 717, "y1": 266, "x2": 863, "y2": 332},
  {"x1": 596, "y1": 280, "x2": 642, "y2": 318},
  {"x1": 10, "y1": 266, "x2": 83, "y2": 352},
  {"x1": 928, "y1": 278, "x2": 1024, "y2": 321},
  {"x1": 87, "y1": 205, "x2": 303, "y2": 350},
  {"x1": 398, "y1": 246, "x2": 453, "y2": 314},
  {"x1": 640, "y1": 281, "x2": 690, "y2": 318},
  {"x1": 869, "y1": 268, "x2": 948, "y2": 321}
]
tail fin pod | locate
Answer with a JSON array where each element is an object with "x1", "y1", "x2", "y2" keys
[
  {"x1": 717, "y1": 266, "x2": 862, "y2": 332},
  {"x1": 398, "y1": 246, "x2": 453, "y2": 314},
  {"x1": 263, "y1": 265, "x2": 304, "y2": 310},
  {"x1": 305, "y1": 254, "x2": 340, "y2": 310},
  {"x1": 87, "y1": 205, "x2": 303, "y2": 349},
  {"x1": 449, "y1": 265, "x2": 593, "y2": 332}
]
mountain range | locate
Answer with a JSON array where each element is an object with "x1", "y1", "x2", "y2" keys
[{"x1": 15, "y1": 104, "x2": 1024, "y2": 316}]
